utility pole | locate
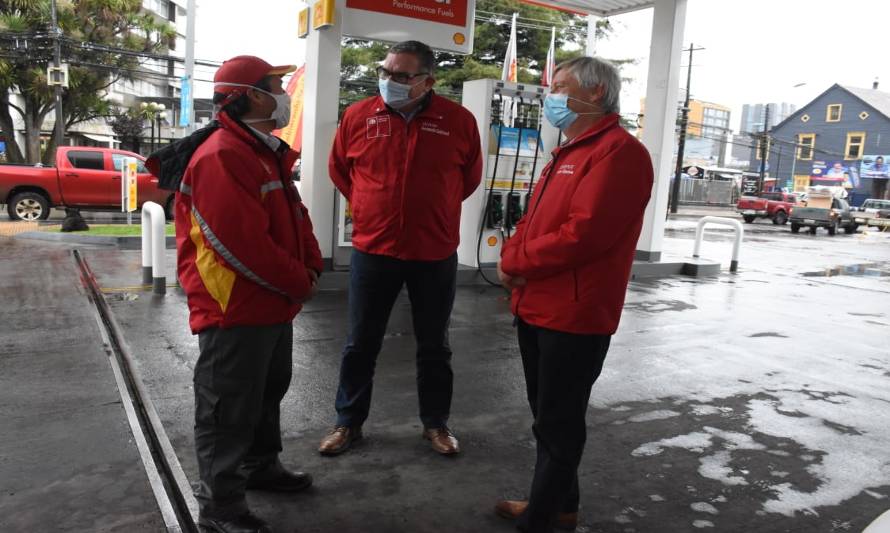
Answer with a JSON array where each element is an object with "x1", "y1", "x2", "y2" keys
[
  {"x1": 670, "y1": 43, "x2": 705, "y2": 214},
  {"x1": 50, "y1": 0, "x2": 65, "y2": 151},
  {"x1": 758, "y1": 104, "x2": 771, "y2": 193}
]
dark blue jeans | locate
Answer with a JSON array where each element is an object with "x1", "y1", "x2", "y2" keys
[
  {"x1": 516, "y1": 319, "x2": 611, "y2": 533},
  {"x1": 334, "y1": 250, "x2": 457, "y2": 430}
]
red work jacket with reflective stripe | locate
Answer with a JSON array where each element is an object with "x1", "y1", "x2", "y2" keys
[
  {"x1": 329, "y1": 92, "x2": 483, "y2": 261},
  {"x1": 175, "y1": 112, "x2": 324, "y2": 333},
  {"x1": 500, "y1": 114, "x2": 653, "y2": 335}
]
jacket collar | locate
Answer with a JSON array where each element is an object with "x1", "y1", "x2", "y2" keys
[
  {"x1": 556, "y1": 113, "x2": 621, "y2": 153},
  {"x1": 218, "y1": 111, "x2": 300, "y2": 177}
]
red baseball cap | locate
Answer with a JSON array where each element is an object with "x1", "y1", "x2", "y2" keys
[{"x1": 214, "y1": 55, "x2": 296, "y2": 102}]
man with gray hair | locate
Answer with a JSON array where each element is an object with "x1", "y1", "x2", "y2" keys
[{"x1": 495, "y1": 56, "x2": 653, "y2": 532}]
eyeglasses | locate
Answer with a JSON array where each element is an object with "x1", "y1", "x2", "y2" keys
[{"x1": 375, "y1": 66, "x2": 429, "y2": 84}]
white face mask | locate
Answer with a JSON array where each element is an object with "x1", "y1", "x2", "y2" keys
[{"x1": 215, "y1": 82, "x2": 291, "y2": 129}]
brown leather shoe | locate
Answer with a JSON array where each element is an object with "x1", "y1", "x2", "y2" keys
[
  {"x1": 318, "y1": 426, "x2": 362, "y2": 456},
  {"x1": 422, "y1": 427, "x2": 460, "y2": 455},
  {"x1": 495, "y1": 500, "x2": 578, "y2": 531}
]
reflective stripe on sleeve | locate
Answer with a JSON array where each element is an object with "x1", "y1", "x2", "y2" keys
[{"x1": 191, "y1": 205, "x2": 288, "y2": 297}]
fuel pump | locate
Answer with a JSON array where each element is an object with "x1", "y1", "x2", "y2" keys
[{"x1": 458, "y1": 79, "x2": 559, "y2": 270}]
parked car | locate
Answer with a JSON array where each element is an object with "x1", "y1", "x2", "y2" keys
[
  {"x1": 853, "y1": 198, "x2": 890, "y2": 229},
  {"x1": 790, "y1": 195, "x2": 858, "y2": 235},
  {"x1": 736, "y1": 191, "x2": 800, "y2": 225},
  {"x1": 0, "y1": 147, "x2": 173, "y2": 221}
]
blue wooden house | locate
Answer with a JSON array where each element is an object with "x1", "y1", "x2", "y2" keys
[{"x1": 749, "y1": 83, "x2": 890, "y2": 205}]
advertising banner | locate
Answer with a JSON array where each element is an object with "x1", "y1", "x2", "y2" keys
[
  {"x1": 811, "y1": 160, "x2": 858, "y2": 188},
  {"x1": 343, "y1": 0, "x2": 475, "y2": 54},
  {"x1": 179, "y1": 76, "x2": 192, "y2": 127},
  {"x1": 121, "y1": 158, "x2": 138, "y2": 213},
  {"x1": 272, "y1": 66, "x2": 306, "y2": 152},
  {"x1": 860, "y1": 155, "x2": 890, "y2": 179}
]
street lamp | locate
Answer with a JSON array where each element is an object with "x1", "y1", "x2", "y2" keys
[{"x1": 140, "y1": 102, "x2": 166, "y2": 153}]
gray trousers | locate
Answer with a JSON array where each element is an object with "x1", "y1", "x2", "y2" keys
[{"x1": 194, "y1": 323, "x2": 293, "y2": 519}]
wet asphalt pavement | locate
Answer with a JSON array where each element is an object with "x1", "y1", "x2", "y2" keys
[
  {"x1": 2, "y1": 213, "x2": 889, "y2": 532},
  {"x1": 0, "y1": 239, "x2": 164, "y2": 532}
]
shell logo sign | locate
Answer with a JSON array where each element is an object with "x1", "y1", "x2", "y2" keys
[{"x1": 343, "y1": 0, "x2": 476, "y2": 55}]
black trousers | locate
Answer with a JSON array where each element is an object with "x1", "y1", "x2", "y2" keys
[
  {"x1": 193, "y1": 323, "x2": 293, "y2": 519},
  {"x1": 516, "y1": 319, "x2": 611, "y2": 533},
  {"x1": 334, "y1": 250, "x2": 457, "y2": 429}
]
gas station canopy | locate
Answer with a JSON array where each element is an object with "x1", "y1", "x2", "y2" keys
[{"x1": 524, "y1": 0, "x2": 654, "y2": 16}]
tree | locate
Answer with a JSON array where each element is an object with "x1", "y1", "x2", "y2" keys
[
  {"x1": 338, "y1": 0, "x2": 625, "y2": 112},
  {"x1": 109, "y1": 107, "x2": 143, "y2": 153},
  {"x1": 0, "y1": 0, "x2": 175, "y2": 164}
]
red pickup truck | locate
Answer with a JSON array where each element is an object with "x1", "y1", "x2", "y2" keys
[
  {"x1": 736, "y1": 191, "x2": 800, "y2": 225},
  {"x1": 0, "y1": 146, "x2": 173, "y2": 221}
]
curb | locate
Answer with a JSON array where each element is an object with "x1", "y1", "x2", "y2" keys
[{"x1": 15, "y1": 231, "x2": 176, "y2": 250}]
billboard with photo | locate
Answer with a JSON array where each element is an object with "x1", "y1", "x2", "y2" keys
[
  {"x1": 860, "y1": 155, "x2": 890, "y2": 179},
  {"x1": 811, "y1": 160, "x2": 859, "y2": 188}
]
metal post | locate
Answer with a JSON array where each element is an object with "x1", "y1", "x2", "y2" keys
[
  {"x1": 692, "y1": 216, "x2": 744, "y2": 273},
  {"x1": 670, "y1": 44, "x2": 702, "y2": 214},
  {"x1": 758, "y1": 104, "x2": 770, "y2": 193},
  {"x1": 50, "y1": 0, "x2": 65, "y2": 150},
  {"x1": 141, "y1": 202, "x2": 166, "y2": 295}
]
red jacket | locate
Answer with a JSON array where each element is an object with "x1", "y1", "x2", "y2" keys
[
  {"x1": 174, "y1": 112, "x2": 324, "y2": 333},
  {"x1": 500, "y1": 114, "x2": 653, "y2": 335},
  {"x1": 329, "y1": 92, "x2": 482, "y2": 261}
]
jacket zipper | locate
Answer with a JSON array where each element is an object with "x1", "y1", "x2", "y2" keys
[{"x1": 515, "y1": 153, "x2": 560, "y2": 314}]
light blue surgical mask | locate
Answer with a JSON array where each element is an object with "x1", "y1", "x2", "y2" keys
[
  {"x1": 543, "y1": 93, "x2": 577, "y2": 130},
  {"x1": 543, "y1": 93, "x2": 600, "y2": 130},
  {"x1": 379, "y1": 78, "x2": 426, "y2": 109}
]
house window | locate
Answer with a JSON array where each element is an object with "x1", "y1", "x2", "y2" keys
[
  {"x1": 801, "y1": 114, "x2": 810, "y2": 122},
  {"x1": 860, "y1": 111, "x2": 869, "y2": 120},
  {"x1": 797, "y1": 134, "x2": 815, "y2": 160},
  {"x1": 826, "y1": 104, "x2": 842, "y2": 122},
  {"x1": 845, "y1": 132, "x2": 866, "y2": 159}
]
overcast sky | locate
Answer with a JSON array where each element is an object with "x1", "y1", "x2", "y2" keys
[{"x1": 192, "y1": 0, "x2": 889, "y2": 132}]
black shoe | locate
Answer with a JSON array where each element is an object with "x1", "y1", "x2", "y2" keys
[
  {"x1": 246, "y1": 461, "x2": 313, "y2": 493},
  {"x1": 198, "y1": 511, "x2": 271, "y2": 533}
]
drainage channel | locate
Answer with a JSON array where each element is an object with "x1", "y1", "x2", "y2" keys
[{"x1": 73, "y1": 249, "x2": 198, "y2": 533}]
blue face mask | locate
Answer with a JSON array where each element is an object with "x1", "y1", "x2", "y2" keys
[
  {"x1": 543, "y1": 93, "x2": 577, "y2": 130},
  {"x1": 543, "y1": 93, "x2": 600, "y2": 130},
  {"x1": 379, "y1": 78, "x2": 425, "y2": 109}
]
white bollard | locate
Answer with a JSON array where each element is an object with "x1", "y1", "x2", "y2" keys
[
  {"x1": 140, "y1": 201, "x2": 167, "y2": 295},
  {"x1": 692, "y1": 216, "x2": 744, "y2": 273}
]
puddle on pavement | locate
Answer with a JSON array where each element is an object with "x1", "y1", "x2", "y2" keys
[{"x1": 802, "y1": 263, "x2": 890, "y2": 278}]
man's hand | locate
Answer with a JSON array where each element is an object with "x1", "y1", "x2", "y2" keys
[
  {"x1": 301, "y1": 268, "x2": 319, "y2": 303},
  {"x1": 497, "y1": 261, "x2": 526, "y2": 290}
]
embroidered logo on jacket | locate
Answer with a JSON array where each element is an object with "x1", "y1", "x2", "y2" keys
[
  {"x1": 420, "y1": 122, "x2": 450, "y2": 136},
  {"x1": 556, "y1": 164, "x2": 575, "y2": 175},
  {"x1": 366, "y1": 116, "x2": 392, "y2": 139}
]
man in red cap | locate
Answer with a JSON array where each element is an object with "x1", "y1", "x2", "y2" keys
[{"x1": 149, "y1": 55, "x2": 323, "y2": 533}]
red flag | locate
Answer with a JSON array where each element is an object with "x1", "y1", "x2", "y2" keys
[
  {"x1": 272, "y1": 65, "x2": 306, "y2": 152},
  {"x1": 542, "y1": 27, "x2": 556, "y2": 86},
  {"x1": 502, "y1": 13, "x2": 518, "y2": 82}
]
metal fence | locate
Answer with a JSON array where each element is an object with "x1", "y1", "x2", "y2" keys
[{"x1": 678, "y1": 178, "x2": 739, "y2": 206}]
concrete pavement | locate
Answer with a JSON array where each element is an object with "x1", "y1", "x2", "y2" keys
[
  {"x1": 83, "y1": 222, "x2": 890, "y2": 532},
  {"x1": 0, "y1": 239, "x2": 164, "y2": 532},
  {"x1": 2, "y1": 213, "x2": 889, "y2": 532}
]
